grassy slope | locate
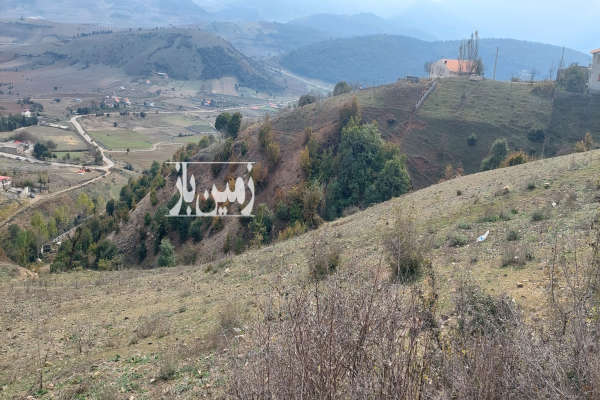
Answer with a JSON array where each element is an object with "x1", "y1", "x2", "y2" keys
[{"x1": 2, "y1": 148, "x2": 600, "y2": 398}]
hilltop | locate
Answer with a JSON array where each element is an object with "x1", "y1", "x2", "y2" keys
[
  {"x1": 281, "y1": 35, "x2": 591, "y2": 85},
  {"x1": 2, "y1": 145, "x2": 600, "y2": 398},
  {"x1": 97, "y1": 77, "x2": 600, "y2": 266},
  {"x1": 4, "y1": 28, "x2": 283, "y2": 93}
]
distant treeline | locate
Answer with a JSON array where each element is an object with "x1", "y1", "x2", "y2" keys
[
  {"x1": 0, "y1": 114, "x2": 38, "y2": 132},
  {"x1": 73, "y1": 30, "x2": 113, "y2": 38}
]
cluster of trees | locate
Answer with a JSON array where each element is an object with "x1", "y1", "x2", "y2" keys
[
  {"x1": 300, "y1": 97, "x2": 411, "y2": 220},
  {"x1": 0, "y1": 114, "x2": 38, "y2": 132},
  {"x1": 480, "y1": 138, "x2": 528, "y2": 171},
  {"x1": 298, "y1": 94, "x2": 317, "y2": 107},
  {"x1": 458, "y1": 31, "x2": 484, "y2": 75},
  {"x1": 51, "y1": 161, "x2": 168, "y2": 271},
  {"x1": 332, "y1": 81, "x2": 352, "y2": 96},
  {"x1": 3, "y1": 196, "x2": 102, "y2": 267},
  {"x1": 215, "y1": 112, "x2": 242, "y2": 139},
  {"x1": 32, "y1": 141, "x2": 56, "y2": 160},
  {"x1": 17, "y1": 97, "x2": 43, "y2": 113},
  {"x1": 557, "y1": 64, "x2": 588, "y2": 94}
]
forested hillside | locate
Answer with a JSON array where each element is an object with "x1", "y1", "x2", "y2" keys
[{"x1": 281, "y1": 35, "x2": 590, "y2": 85}]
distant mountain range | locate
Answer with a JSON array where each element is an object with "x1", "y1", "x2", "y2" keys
[
  {"x1": 287, "y1": 13, "x2": 435, "y2": 41},
  {"x1": 280, "y1": 35, "x2": 591, "y2": 85},
  {"x1": 0, "y1": 0, "x2": 209, "y2": 26}
]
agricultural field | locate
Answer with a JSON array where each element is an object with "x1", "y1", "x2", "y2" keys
[
  {"x1": 0, "y1": 125, "x2": 88, "y2": 151},
  {"x1": 0, "y1": 157, "x2": 100, "y2": 193},
  {"x1": 81, "y1": 113, "x2": 216, "y2": 152}
]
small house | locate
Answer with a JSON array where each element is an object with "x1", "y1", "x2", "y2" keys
[
  {"x1": 430, "y1": 59, "x2": 475, "y2": 79},
  {"x1": 0, "y1": 176, "x2": 11, "y2": 189}
]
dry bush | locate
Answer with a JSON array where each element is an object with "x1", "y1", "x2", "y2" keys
[
  {"x1": 206, "y1": 302, "x2": 245, "y2": 349},
  {"x1": 307, "y1": 230, "x2": 341, "y2": 280},
  {"x1": 384, "y1": 209, "x2": 430, "y2": 282},
  {"x1": 156, "y1": 353, "x2": 178, "y2": 381},
  {"x1": 135, "y1": 313, "x2": 170, "y2": 340},
  {"x1": 229, "y1": 219, "x2": 600, "y2": 400},
  {"x1": 229, "y1": 268, "x2": 438, "y2": 399},
  {"x1": 501, "y1": 243, "x2": 534, "y2": 267}
]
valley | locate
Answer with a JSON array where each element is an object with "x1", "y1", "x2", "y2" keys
[{"x1": 0, "y1": 5, "x2": 600, "y2": 399}]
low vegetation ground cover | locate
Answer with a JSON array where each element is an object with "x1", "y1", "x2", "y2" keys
[{"x1": 2, "y1": 148, "x2": 600, "y2": 398}]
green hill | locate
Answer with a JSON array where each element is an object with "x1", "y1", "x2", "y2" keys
[
  {"x1": 17, "y1": 28, "x2": 283, "y2": 93},
  {"x1": 281, "y1": 35, "x2": 591, "y2": 85}
]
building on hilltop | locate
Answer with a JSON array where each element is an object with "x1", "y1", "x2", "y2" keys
[
  {"x1": 430, "y1": 59, "x2": 475, "y2": 79},
  {"x1": 590, "y1": 49, "x2": 600, "y2": 94},
  {"x1": 0, "y1": 176, "x2": 11, "y2": 190}
]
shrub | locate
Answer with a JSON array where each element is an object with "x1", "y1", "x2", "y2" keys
[
  {"x1": 575, "y1": 132, "x2": 594, "y2": 152},
  {"x1": 307, "y1": 231, "x2": 341, "y2": 281},
  {"x1": 333, "y1": 81, "x2": 352, "y2": 96},
  {"x1": 156, "y1": 354, "x2": 177, "y2": 381},
  {"x1": 136, "y1": 314, "x2": 170, "y2": 339},
  {"x1": 179, "y1": 248, "x2": 197, "y2": 265},
  {"x1": 384, "y1": 209, "x2": 430, "y2": 282},
  {"x1": 157, "y1": 238, "x2": 176, "y2": 267},
  {"x1": 448, "y1": 233, "x2": 469, "y2": 247},
  {"x1": 501, "y1": 244, "x2": 534, "y2": 267},
  {"x1": 502, "y1": 151, "x2": 528, "y2": 167},
  {"x1": 229, "y1": 270, "x2": 438, "y2": 399},
  {"x1": 479, "y1": 207, "x2": 511, "y2": 223},
  {"x1": 530, "y1": 81, "x2": 555, "y2": 97},
  {"x1": 506, "y1": 230, "x2": 520, "y2": 241},
  {"x1": 298, "y1": 94, "x2": 317, "y2": 107},
  {"x1": 207, "y1": 302, "x2": 244, "y2": 349},
  {"x1": 299, "y1": 146, "x2": 311, "y2": 177},
  {"x1": 481, "y1": 138, "x2": 509, "y2": 171},
  {"x1": 531, "y1": 209, "x2": 548, "y2": 222},
  {"x1": 265, "y1": 141, "x2": 281, "y2": 165},
  {"x1": 527, "y1": 182, "x2": 536, "y2": 190},
  {"x1": 527, "y1": 128, "x2": 545, "y2": 143},
  {"x1": 278, "y1": 221, "x2": 307, "y2": 241},
  {"x1": 458, "y1": 222, "x2": 472, "y2": 230},
  {"x1": 467, "y1": 133, "x2": 478, "y2": 146}
]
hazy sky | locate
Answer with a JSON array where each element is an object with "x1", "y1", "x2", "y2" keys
[{"x1": 197, "y1": 0, "x2": 599, "y2": 51}]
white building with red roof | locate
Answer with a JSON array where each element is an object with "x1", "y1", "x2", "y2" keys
[
  {"x1": 0, "y1": 176, "x2": 11, "y2": 190},
  {"x1": 590, "y1": 49, "x2": 600, "y2": 94},
  {"x1": 430, "y1": 59, "x2": 476, "y2": 79}
]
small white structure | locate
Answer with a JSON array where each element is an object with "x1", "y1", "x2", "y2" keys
[
  {"x1": 6, "y1": 186, "x2": 29, "y2": 199},
  {"x1": 0, "y1": 176, "x2": 11, "y2": 190},
  {"x1": 590, "y1": 49, "x2": 600, "y2": 94},
  {"x1": 21, "y1": 110, "x2": 32, "y2": 118}
]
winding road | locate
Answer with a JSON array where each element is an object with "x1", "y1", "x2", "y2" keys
[{"x1": 0, "y1": 117, "x2": 114, "y2": 230}]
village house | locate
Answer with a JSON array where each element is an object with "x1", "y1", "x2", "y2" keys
[
  {"x1": 589, "y1": 49, "x2": 600, "y2": 94},
  {"x1": 0, "y1": 176, "x2": 11, "y2": 190},
  {"x1": 430, "y1": 59, "x2": 475, "y2": 79},
  {"x1": 0, "y1": 140, "x2": 29, "y2": 155},
  {"x1": 6, "y1": 185, "x2": 29, "y2": 199}
]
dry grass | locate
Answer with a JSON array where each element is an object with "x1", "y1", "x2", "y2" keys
[{"x1": 1, "y1": 149, "x2": 600, "y2": 398}]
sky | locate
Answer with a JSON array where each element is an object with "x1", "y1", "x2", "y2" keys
[{"x1": 196, "y1": 0, "x2": 599, "y2": 52}]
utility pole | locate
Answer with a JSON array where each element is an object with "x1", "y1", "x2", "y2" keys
[
  {"x1": 557, "y1": 47, "x2": 565, "y2": 81},
  {"x1": 493, "y1": 47, "x2": 499, "y2": 80}
]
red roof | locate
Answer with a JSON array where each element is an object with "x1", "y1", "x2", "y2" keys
[
  {"x1": 591, "y1": 48, "x2": 600, "y2": 54},
  {"x1": 442, "y1": 59, "x2": 474, "y2": 73},
  {"x1": 0, "y1": 176, "x2": 11, "y2": 181}
]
